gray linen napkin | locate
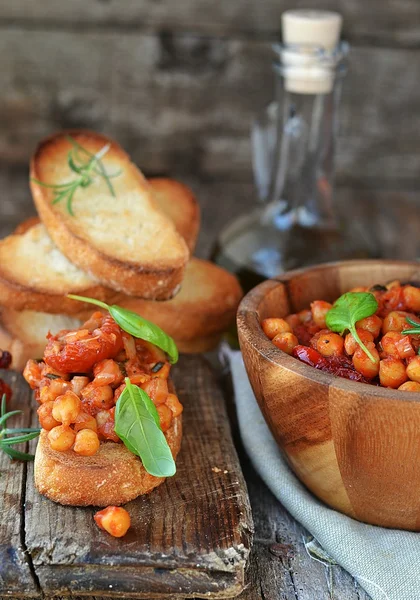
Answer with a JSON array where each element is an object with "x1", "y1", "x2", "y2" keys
[{"x1": 229, "y1": 349, "x2": 420, "y2": 600}]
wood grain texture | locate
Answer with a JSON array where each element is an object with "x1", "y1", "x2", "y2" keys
[
  {"x1": 238, "y1": 260, "x2": 420, "y2": 530},
  {"x1": 1, "y1": 0, "x2": 420, "y2": 47},
  {"x1": 0, "y1": 28, "x2": 419, "y2": 187},
  {"x1": 22, "y1": 355, "x2": 252, "y2": 598},
  {"x1": 0, "y1": 371, "x2": 39, "y2": 597}
]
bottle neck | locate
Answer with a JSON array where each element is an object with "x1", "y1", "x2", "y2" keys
[{"x1": 262, "y1": 42, "x2": 348, "y2": 231}]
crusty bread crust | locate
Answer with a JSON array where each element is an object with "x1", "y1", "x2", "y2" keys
[
  {"x1": 109, "y1": 258, "x2": 243, "y2": 343},
  {"x1": 0, "y1": 309, "x2": 82, "y2": 369},
  {"x1": 30, "y1": 130, "x2": 189, "y2": 299},
  {"x1": 13, "y1": 216, "x2": 40, "y2": 235},
  {"x1": 0, "y1": 220, "x2": 119, "y2": 314},
  {"x1": 148, "y1": 178, "x2": 200, "y2": 253},
  {"x1": 35, "y1": 415, "x2": 182, "y2": 506}
]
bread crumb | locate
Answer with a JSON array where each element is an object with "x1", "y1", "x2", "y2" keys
[{"x1": 212, "y1": 467, "x2": 229, "y2": 474}]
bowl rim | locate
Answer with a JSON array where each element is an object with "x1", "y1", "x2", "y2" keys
[{"x1": 237, "y1": 259, "x2": 420, "y2": 402}]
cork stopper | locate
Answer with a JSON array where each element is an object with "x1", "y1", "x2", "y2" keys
[{"x1": 281, "y1": 10, "x2": 343, "y2": 94}]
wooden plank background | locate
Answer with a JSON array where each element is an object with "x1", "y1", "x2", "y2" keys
[{"x1": 0, "y1": 0, "x2": 419, "y2": 196}]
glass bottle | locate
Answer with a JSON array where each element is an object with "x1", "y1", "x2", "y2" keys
[{"x1": 212, "y1": 11, "x2": 378, "y2": 292}]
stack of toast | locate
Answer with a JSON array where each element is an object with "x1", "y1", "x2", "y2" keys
[{"x1": 0, "y1": 130, "x2": 242, "y2": 369}]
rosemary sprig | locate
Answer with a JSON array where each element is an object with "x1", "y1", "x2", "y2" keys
[
  {"x1": 402, "y1": 316, "x2": 420, "y2": 336},
  {"x1": 0, "y1": 394, "x2": 40, "y2": 461},
  {"x1": 31, "y1": 135, "x2": 122, "y2": 216}
]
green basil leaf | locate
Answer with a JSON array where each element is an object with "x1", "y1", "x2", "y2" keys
[
  {"x1": 115, "y1": 378, "x2": 176, "y2": 478},
  {"x1": 326, "y1": 292, "x2": 378, "y2": 334},
  {"x1": 67, "y1": 295, "x2": 178, "y2": 364},
  {"x1": 109, "y1": 305, "x2": 178, "y2": 364},
  {"x1": 114, "y1": 383, "x2": 160, "y2": 428},
  {"x1": 326, "y1": 292, "x2": 378, "y2": 363}
]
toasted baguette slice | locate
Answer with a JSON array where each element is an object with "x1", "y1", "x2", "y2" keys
[
  {"x1": 30, "y1": 130, "x2": 189, "y2": 298},
  {"x1": 0, "y1": 221, "x2": 119, "y2": 314},
  {"x1": 12, "y1": 178, "x2": 199, "y2": 250},
  {"x1": 107, "y1": 258, "x2": 243, "y2": 348},
  {"x1": 0, "y1": 310, "x2": 82, "y2": 370},
  {"x1": 0, "y1": 177, "x2": 199, "y2": 313},
  {"x1": 148, "y1": 178, "x2": 200, "y2": 252},
  {"x1": 35, "y1": 415, "x2": 182, "y2": 506}
]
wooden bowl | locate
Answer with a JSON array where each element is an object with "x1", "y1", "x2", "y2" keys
[{"x1": 237, "y1": 260, "x2": 420, "y2": 531}]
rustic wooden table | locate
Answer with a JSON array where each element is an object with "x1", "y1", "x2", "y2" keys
[{"x1": 0, "y1": 177, "x2": 386, "y2": 599}]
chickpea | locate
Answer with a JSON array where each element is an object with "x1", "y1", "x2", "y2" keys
[
  {"x1": 381, "y1": 331, "x2": 415, "y2": 360},
  {"x1": 272, "y1": 332, "x2": 299, "y2": 355},
  {"x1": 91, "y1": 386, "x2": 115, "y2": 410},
  {"x1": 382, "y1": 311, "x2": 411, "y2": 334},
  {"x1": 403, "y1": 286, "x2": 420, "y2": 313},
  {"x1": 48, "y1": 378, "x2": 72, "y2": 399},
  {"x1": 353, "y1": 345, "x2": 380, "y2": 379},
  {"x1": 39, "y1": 386, "x2": 56, "y2": 405},
  {"x1": 310, "y1": 301, "x2": 332, "y2": 328},
  {"x1": 398, "y1": 381, "x2": 420, "y2": 392},
  {"x1": 349, "y1": 286, "x2": 368, "y2": 292},
  {"x1": 94, "y1": 506, "x2": 131, "y2": 538},
  {"x1": 73, "y1": 411, "x2": 97, "y2": 433},
  {"x1": 285, "y1": 314, "x2": 300, "y2": 329},
  {"x1": 379, "y1": 357, "x2": 408, "y2": 388},
  {"x1": 165, "y1": 394, "x2": 184, "y2": 417},
  {"x1": 141, "y1": 378, "x2": 168, "y2": 405},
  {"x1": 386, "y1": 280, "x2": 400, "y2": 290},
  {"x1": 157, "y1": 404, "x2": 173, "y2": 432},
  {"x1": 71, "y1": 375, "x2": 90, "y2": 396},
  {"x1": 406, "y1": 356, "x2": 420, "y2": 383},
  {"x1": 344, "y1": 329, "x2": 374, "y2": 356},
  {"x1": 38, "y1": 379, "x2": 71, "y2": 405},
  {"x1": 48, "y1": 425, "x2": 75, "y2": 452},
  {"x1": 315, "y1": 332, "x2": 344, "y2": 357},
  {"x1": 37, "y1": 401, "x2": 60, "y2": 431},
  {"x1": 52, "y1": 391, "x2": 81, "y2": 426},
  {"x1": 356, "y1": 315, "x2": 382, "y2": 338},
  {"x1": 73, "y1": 429, "x2": 100, "y2": 456},
  {"x1": 261, "y1": 318, "x2": 291, "y2": 340}
]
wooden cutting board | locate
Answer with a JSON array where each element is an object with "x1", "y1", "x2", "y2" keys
[{"x1": 0, "y1": 355, "x2": 253, "y2": 598}]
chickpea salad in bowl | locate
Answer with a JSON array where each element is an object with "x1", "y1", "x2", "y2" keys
[{"x1": 262, "y1": 280, "x2": 420, "y2": 390}]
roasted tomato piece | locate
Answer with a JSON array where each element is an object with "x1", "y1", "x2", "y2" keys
[
  {"x1": 44, "y1": 315, "x2": 124, "y2": 374},
  {"x1": 292, "y1": 345, "x2": 329, "y2": 369},
  {"x1": 292, "y1": 345, "x2": 369, "y2": 383}
]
